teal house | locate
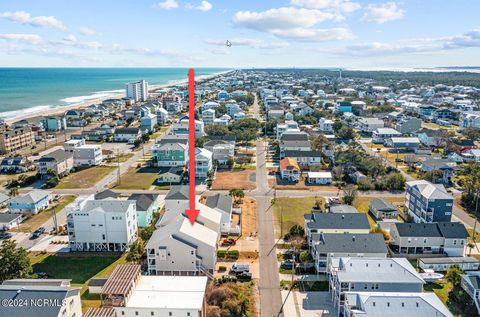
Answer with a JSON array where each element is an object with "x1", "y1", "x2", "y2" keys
[
  {"x1": 337, "y1": 101, "x2": 352, "y2": 113},
  {"x1": 151, "y1": 135, "x2": 188, "y2": 167},
  {"x1": 127, "y1": 193, "x2": 161, "y2": 227},
  {"x1": 42, "y1": 116, "x2": 67, "y2": 131}
]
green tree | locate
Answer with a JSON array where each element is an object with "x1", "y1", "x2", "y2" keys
[
  {"x1": 0, "y1": 240, "x2": 32, "y2": 282},
  {"x1": 332, "y1": 121, "x2": 343, "y2": 133},
  {"x1": 205, "y1": 125, "x2": 230, "y2": 136},
  {"x1": 8, "y1": 187, "x2": 19, "y2": 197},
  {"x1": 342, "y1": 184, "x2": 357, "y2": 205},
  {"x1": 126, "y1": 240, "x2": 144, "y2": 263},
  {"x1": 229, "y1": 189, "x2": 245, "y2": 204},
  {"x1": 445, "y1": 265, "x2": 463, "y2": 287},
  {"x1": 139, "y1": 226, "x2": 155, "y2": 242}
]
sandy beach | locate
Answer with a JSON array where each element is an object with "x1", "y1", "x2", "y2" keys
[{"x1": 4, "y1": 70, "x2": 232, "y2": 125}]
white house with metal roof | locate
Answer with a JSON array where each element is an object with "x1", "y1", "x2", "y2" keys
[
  {"x1": 329, "y1": 257, "x2": 425, "y2": 311},
  {"x1": 146, "y1": 218, "x2": 218, "y2": 276},
  {"x1": 343, "y1": 292, "x2": 453, "y2": 317}
]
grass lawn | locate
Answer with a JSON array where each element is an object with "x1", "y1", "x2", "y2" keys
[
  {"x1": 424, "y1": 280, "x2": 452, "y2": 303},
  {"x1": 56, "y1": 166, "x2": 116, "y2": 189},
  {"x1": 15, "y1": 195, "x2": 77, "y2": 232},
  {"x1": 422, "y1": 122, "x2": 458, "y2": 131},
  {"x1": 30, "y1": 252, "x2": 131, "y2": 312},
  {"x1": 353, "y1": 196, "x2": 405, "y2": 229},
  {"x1": 113, "y1": 166, "x2": 159, "y2": 190},
  {"x1": 273, "y1": 197, "x2": 325, "y2": 238}
]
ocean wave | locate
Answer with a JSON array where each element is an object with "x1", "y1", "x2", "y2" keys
[
  {"x1": 60, "y1": 89, "x2": 124, "y2": 104},
  {"x1": 0, "y1": 105, "x2": 58, "y2": 120}
]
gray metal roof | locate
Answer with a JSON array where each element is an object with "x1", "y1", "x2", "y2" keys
[
  {"x1": 329, "y1": 205, "x2": 358, "y2": 214},
  {"x1": 369, "y1": 198, "x2": 398, "y2": 213},
  {"x1": 394, "y1": 222, "x2": 468, "y2": 239},
  {"x1": 0, "y1": 285, "x2": 80, "y2": 317},
  {"x1": 344, "y1": 292, "x2": 453, "y2": 317},
  {"x1": 336, "y1": 257, "x2": 424, "y2": 284},
  {"x1": 38, "y1": 149, "x2": 72, "y2": 163},
  {"x1": 315, "y1": 233, "x2": 388, "y2": 254},
  {"x1": 205, "y1": 194, "x2": 232, "y2": 214},
  {"x1": 127, "y1": 193, "x2": 159, "y2": 212},
  {"x1": 305, "y1": 213, "x2": 370, "y2": 231},
  {"x1": 165, "y1": 185, "x2": 189, "y2": 200},
  {"x1": 9, "y1": 190, "x2": 51, "y2": 205}
]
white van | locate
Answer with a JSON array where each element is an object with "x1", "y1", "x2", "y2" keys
[{"x1": 230, "y1": 262, "x2": 250, "y2": 274}]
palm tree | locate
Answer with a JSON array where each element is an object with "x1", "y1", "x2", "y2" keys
[
  {"x1": 8, "y1": 187, "x2": 19, "y2": 197},
  {"x1": 468, "y1": 242, "x2": 475, "y2": 256}
]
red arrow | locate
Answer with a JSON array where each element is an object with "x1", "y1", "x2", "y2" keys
[{"x1": 185, "y1": 68, "x2": 199, "y2": 225}]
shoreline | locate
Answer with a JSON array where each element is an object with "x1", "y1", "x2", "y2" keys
[{"x1": 3, "y1": 69, "x2": 233, "y2": 125}]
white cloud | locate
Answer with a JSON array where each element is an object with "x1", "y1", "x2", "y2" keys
[
  {"x1": 0, "y1": 33, "x2": 42, "y2": 44},
  {"x1": 321, "y1": 29, "x2": 480, "y2": 56},
  {"x1": 362, "y1": 2, "x2": 404, "y2": 24},
  {"x1": 205, "y1": 37, "x2": 289, "y2": 49},
  {"x1": 0, "y1": 11, "x2": 67, "y2": 31},
  {"x1": 290, "y1": 0, "x2": 361, "y2": 13},
  {"x1": 186, "y1": 1, "x2": 213, "y2": 11},
  {"x1": 156, "y1": 0, "x2": 179, "y2": 10},
  {"x1": 79, "y1": 27, "x2": 97, "y2": 36},
  {"x1": 233, "y1": 7, "x2": 352, "y2": 42}
]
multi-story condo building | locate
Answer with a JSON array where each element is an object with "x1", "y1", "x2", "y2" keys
[
  {"x1": 66, "y1": 195, "x2": 138, "y2": 252},
  {"x1": 0, "y1": 127, "x2": 35, "y2": 154},
  {"x1": 318, "y1": 118, "x2": 334, "y2": 132},
  {"x1": 126, "y1": 80, "x2": 148, "y2": 102},
  {"x1": 405, "y1": 180, "x2": 453, "y2": 223},
  {"x1": 73, "y1": 144, "x2": 103, "y2": 166}
]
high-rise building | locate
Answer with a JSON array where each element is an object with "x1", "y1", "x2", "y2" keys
[{"x1": 126, "y1": 80, "x2": 148, "y2": 102}]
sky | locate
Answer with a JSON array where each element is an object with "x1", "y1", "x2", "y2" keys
[{"x1": 0, "y1": 0, "x2": 479, "y2": 69}]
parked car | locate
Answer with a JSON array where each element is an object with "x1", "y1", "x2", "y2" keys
[
  {"x1": 280, "y1": 259, "x2": 294, "y2": 270},
  {"x1": 230, "y1": 262, "x2": 250, "y2": 275},
  {"x1": 221, "y1": 238, "x2": 237, "y2": 246},
  {"x1": 30, "y1": 227, "x2": 45, "y2": 240},
  {"x1": 236, "y1": 272, "x2": 252, "y2": 282}
]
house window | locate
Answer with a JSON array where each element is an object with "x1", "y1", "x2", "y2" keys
[
  {"x1": 151, "y1": 312, "x2": 155, "y2": 316},
  {"x1": 169, "y1": 313, "x2": 172, "y2": 316},
  {"x1": 387, "y1": 302, "x2": 390, "y2": 307}
]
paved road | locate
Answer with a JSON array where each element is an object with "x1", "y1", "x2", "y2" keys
[{"x1": 252, "y1": 139, "x2": 283, "y2": 317}]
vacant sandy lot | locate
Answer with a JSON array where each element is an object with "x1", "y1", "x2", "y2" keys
[{"x1": 212, "y1": 169, "x2": 256, "y2": 190}]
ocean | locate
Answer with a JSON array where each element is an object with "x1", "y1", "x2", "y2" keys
[{"x1": 0, "y1": 68, "x2": 229, "y2": 120}]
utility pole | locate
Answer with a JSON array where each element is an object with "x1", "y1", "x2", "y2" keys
[
  {"x1": 473, "y1": 188, "x2": 480, "y2": 241},
  {"x1": 116, "y1": 148, "x2": 121, "y2": 186},
  {"x1": 51, "y1": 204, "x2": 58, "y2": 235}
]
